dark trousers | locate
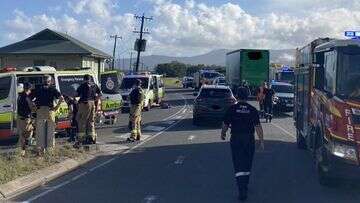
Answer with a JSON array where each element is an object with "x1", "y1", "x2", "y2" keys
[
  {"x1": 264, "y1": 101, "x2": 273, "y2": 116},
  {"x1": 230, "y1": 138, "x2": 255, "y2": 192}
]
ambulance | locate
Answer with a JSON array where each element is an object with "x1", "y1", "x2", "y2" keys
[
  {"x1": 0, "y1": 67, "x2": 70, "y2": 140},
  {"x1": 99, "y1": 71, "x2": 123, "y2": 124},
  {"x1": 120, "y1": 72, "x2": 155, "y2": 112},
  {"x1": 151, "y1": 74, "x2": 165, "y2": 104}
]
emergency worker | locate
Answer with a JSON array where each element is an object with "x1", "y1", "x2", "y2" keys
[
  {"x1": 256, "y1": 82, "x2": 266, "y2": 117},
  {"x1": 33, "y1": 75, "x2": 63, "y2": 153},
  {"x1": 127, "y1": 79, "x2": 144, "y2": 142},
  {"x1": 263, "y1": 82, "x2": 275, "y2": 122},
  {"x1": 64, "y1": 95, "x2": 78, "y2": 142},
  {"x1": 75, "y1": 74, "x2": 101, "y2": 146},
  {"x1": 222, "y1": 87, "x2": 264, "y2": 201},
  {"x1": 17, "y1": 83, "x2": 34, "y2": 156}
]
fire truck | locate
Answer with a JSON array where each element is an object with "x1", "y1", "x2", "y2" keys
[{"x1": 294, "y1": 38, "x2": 360, "y2": 185}]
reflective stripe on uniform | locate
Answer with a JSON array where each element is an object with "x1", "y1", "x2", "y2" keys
[{"x1": 235, "y1": 172, "x2": 251, "y2": 177}]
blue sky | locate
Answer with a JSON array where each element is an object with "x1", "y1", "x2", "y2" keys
[{"x1": 0, "y1": 0, "x2": 359, "y2": 57}]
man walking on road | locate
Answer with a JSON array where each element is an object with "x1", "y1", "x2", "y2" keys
[
  {"x1": 127, "y1": 79, "x2": 144, "y2": 142},
  {"x1": 263, "y1": 82, "x2": 275, "y2": 123},
  {"x1": 221, "y1": 87, "x2": 265, "y2": 201},
  {"x1": 17, "y1": 82, "x2": 34, "y2": 156},
  {"x1": 33, "y1": 75, "x2": 63, "y2": 154},
  {"x1": 75, "y1": 74, "x2": 101, "y2": 146}
]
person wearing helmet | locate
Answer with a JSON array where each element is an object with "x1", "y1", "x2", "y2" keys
[{"x1": 221, "y1": 86, "x2": 265, "y2": 201}]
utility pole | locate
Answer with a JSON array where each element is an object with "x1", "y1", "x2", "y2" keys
[
  {"x1": 129, "y1": 52, "x2": 134, "y2": 71},
  {"x1": 134, "y1": 14, "x2": 153, "y2": 72},
  {"x1": 110, "y1": 35, "x2": 122, "y2": 70}
]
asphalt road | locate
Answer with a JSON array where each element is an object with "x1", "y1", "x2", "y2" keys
[{"x1": 12, "y1": 88, "x2": 360, "y2": 203}]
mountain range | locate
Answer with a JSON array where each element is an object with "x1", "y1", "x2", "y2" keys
[{"x1": 116, "y1": 49, "x2": 296, "y2": 71}]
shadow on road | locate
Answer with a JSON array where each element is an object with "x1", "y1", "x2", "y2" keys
[{"x1": 16, "y1": 138, "x2": 360, "y2": 203}]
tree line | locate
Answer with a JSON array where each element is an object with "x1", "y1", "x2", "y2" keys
[{"x1": 155, "y1": 61, "x2": 225, "y2": 77}]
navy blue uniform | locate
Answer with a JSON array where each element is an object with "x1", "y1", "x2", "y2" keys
[
  {"x1": 263, "y1": 87, "x2": 275, "y2": 121},
  {"x1": 223, "y1": 102, "x2": 260, "y2": 193}
]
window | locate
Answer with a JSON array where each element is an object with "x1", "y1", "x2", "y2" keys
[
  {"x1": 200, "y1": 88, "x2": 232, "y2": 98},
  {"x1": 324, "y1": 51, "x2": 337, "y2": 94},
  {"x1": 101, "y1": 73, "x2": 120, "y2": 94},
  {"x1": 248, "y1": 52, "x2": 262, "y2": 60},
  {"x1": 0, "y1": 77, "x2": 12, "y2": 100},
  {"x1": 58, "y1": 75, "x2": 93, "y2": 97},
  {"x1": 18, "y1": 75, "x2": 54, "y2": 89}
]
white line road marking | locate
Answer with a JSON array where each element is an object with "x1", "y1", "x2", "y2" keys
[
  {"x1": 271, "y1": 123, "x2": 296, "y2": 138},
  {"x1": 175, "y1": 115, "x2": 183, "y2": 120},
  {"x1": 188, "y1": 135, "x2": 195, "y2": 141},
  {"x1": 144, "y1": 195, "x2": 157, "y2": 203},
  {"x1": 114, "y1": 133, "x2": 131, "y2": 139},
  {"x1": 25, "y1": 93, "x2": 188, "y2": 202},
  {"x1": 174, "y1": 155, "x2": 186, "y2": 165},
  {"x1": 143, "y1": 125, "x2": 166, "y2": 132},
  {"x1": 162, "y1": 120, "x2": 176, "y2": 125}
]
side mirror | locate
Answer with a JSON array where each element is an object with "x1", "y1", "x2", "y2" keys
[
  {"x1": 193, "y1": 92, "x2": 198, "y2": 96},
  {"x1": 17, "y1": 83, "x2": 24, "y2": 93}
]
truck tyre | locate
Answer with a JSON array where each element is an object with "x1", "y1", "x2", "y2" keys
[
  {"x1": 296, "y1": 130, "x2": 307, "y2": 149},
  {"x1": 315, "y1": 129, "x2": 335, "y2": 187},
  {"x1": 316, "y1": 148, "x2": 335, "y2": 187}
]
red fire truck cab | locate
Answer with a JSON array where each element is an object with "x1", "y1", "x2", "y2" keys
[{"x1": 295, "y1": 38, "x2": 360, "y2": 185}]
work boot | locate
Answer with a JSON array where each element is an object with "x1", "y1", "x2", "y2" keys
[
  {"x1": 127, "y1": 137, "x2": 135, "y2": 142},
  {"x1": 73, "y1": 141, "x2": 82, "y2": 149}
]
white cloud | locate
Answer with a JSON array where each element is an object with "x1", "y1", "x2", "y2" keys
[
  {"x1": 2, "y1": 0, "x2": 360, "y2": 57},
  {"x1": 146, "y1": 0, "x2": 360, "y2": 56},
  {"x1": 68, "y1": 0, "x2": 117, "y2": 19}
]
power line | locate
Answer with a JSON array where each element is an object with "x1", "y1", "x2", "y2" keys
[
  {"x1": 133, "y1": 13, "x2": 153, "y2": 72},
  {"x1": 110, "y1": 35, "x2": 122, "y2": 70}
]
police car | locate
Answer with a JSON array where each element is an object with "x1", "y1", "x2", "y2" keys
[{"x1": 193, "y1": 85, "x2": 237, "y2": 125}]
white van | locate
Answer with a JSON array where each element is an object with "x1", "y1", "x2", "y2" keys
[
  {"x1": 120, "y1": 73, "x2": 154, "y2": 112},
  {"x1": 0, "y1": 68, "x2": 70, "y2": 140}
]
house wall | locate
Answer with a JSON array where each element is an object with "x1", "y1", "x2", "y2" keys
[
  {"x1": 82, "y1": 57, "x2": 105, "y2": 73},
  {"x1": 0, "y1": 54, "x2": 105, "y2": 72},
  {"x1": 0, "y1": 55, "x2": 83, "y2": 70}
]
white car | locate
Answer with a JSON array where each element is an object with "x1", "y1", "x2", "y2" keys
[{"x1": 213, "y1": 77, "x2": 227, "y2": 86}]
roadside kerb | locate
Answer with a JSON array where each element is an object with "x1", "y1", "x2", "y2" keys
[{"x1": 0, "y1": 155, "x2": 95, "y2": 200}]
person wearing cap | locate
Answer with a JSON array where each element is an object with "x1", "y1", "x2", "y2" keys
[
  {"x1": 17, "y1": 82, "x2": 35, "y2": 156},
  {"x1": 75, "y1": 74, "x2": 101, "y2": 147},
  {"x1": 221, "y1": 86, "x2": 265, "y2": 201},
  {"x1": 127, "y1": 79, "x2": 144, "y2": 142},
  {"x1": 33, "y1": 75, "x2": 64, "y2": 153}
]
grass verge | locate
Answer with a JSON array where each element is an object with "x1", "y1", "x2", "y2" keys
[
  {"x1": 164, "y1": 77, "x2": 181, "y2": 88},
  {"x1": 0, "y1": 144, "x2": 86, "y2": 185}
]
